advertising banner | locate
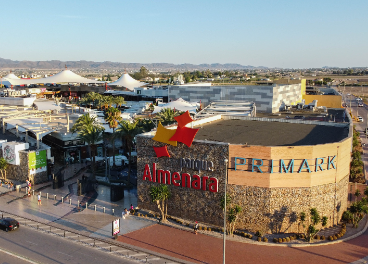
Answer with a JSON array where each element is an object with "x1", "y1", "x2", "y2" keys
[
  {"x1": 112, "y1": 219, "x2": 120, "y2": 236},
  {"x1": 29, "y1": 150, "x2": 47, "y2": 170}
]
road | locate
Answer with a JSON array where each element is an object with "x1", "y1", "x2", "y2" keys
[{"x1": 0, "y1": 226, "x2": 138, "y2": 264}]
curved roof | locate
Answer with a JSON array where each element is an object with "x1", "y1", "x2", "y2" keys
[
  {"x1": 1, "y1": 70, "x2": 104, "y2": 85},
  {"x1": 108, "y1": 73, "x2": 147, "y2": 90}
]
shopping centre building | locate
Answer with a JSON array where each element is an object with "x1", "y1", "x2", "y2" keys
[{"x1": 137, "y1": 111, "x2": 352, "y2": 233}]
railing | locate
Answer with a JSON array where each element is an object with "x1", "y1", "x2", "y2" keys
[{"x1": 0, "y1": 209, "x2": 177, "y2": 264}]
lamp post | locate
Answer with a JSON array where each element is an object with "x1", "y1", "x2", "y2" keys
[{"x1": 223, "y1": 158, "x2": 228, "y2": 264}]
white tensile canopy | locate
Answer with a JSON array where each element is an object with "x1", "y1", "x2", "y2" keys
[
  {"x1": 152, "y1": 98, "x2": 199, "y2": 114},
  {"x1": 108, "y1": 73, "x2": 147, "y2": 91},
  {"x1": 0, "y1": 70, "x2": 104, "y2": 85},
  {"x1": 4, "y1": 73, "x2": 20, "y2": 79}
]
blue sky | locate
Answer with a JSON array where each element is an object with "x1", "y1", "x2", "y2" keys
[{"x1": 1, "y1": 0, "x2": 367, "y2": 68}]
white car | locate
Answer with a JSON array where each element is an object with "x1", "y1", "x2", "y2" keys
[
  {"x1": 358, "y1": 116, "x2": 363, "y2": 122},
  {"x1": 359, "y1": 103, "x2": 364, "y2": 107}
]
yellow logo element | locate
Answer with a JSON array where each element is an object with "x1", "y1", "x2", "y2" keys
[{"x1": 152, "y1": 122, "x2": 177, "y2": 146}]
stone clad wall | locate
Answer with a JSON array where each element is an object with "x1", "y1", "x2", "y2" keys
[
  {"x1": 137, "y1": 136, "x2": 228, "y2": 226},
  {"x1": 228, "y1": 175, "x2": 348, "y2": 234},
  {"x1": 0, "y1": 149, "x2": 48, "y2": 184}
]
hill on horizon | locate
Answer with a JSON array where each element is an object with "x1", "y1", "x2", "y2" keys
[{"x1": 0, "y1": 58, "x2": 266, "y2": 71}]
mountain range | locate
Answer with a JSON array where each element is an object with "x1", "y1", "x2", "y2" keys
[{"x1": 0, "y1": 58, "x2": 265, "y2": 71}]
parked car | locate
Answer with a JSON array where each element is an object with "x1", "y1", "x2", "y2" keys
[
  {"x1": 359, "y1": 103, "x2": 364, "y2": 107},
  {"x1": 0, "y1": 217, "x2": 19, "y2": 232},
  {"x1": 358, "y1": 116, "x2": 363, "y2": 122}
]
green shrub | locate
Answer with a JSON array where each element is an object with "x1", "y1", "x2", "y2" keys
[
  {"x1": 273, "y1": 238, "x2": 278, "y2": 243},
  {"x1": 286, "y1": 237, "x2": 290, "y2": 242},
  {"x1": 198, "y1": 226, "x2": 202, "y2": 231},
  {"x1": 282, "y1": 238, "x2": 286, "y2": 243},
  {"x1": 257, "y1": 237, "x2": 262, "y2": 242},
  {"x1": 315, "y1": 235, "x2": 320, "y2": 240},
  {"x1": 248, "y1": 234, "x2": 253, "y2": 239},
  {"x1": 203, "y1": 227, "x2": 207, "y2": 231},
  {"x1": 263, "y1": 237, "x2": 268, "y2": 242},
  {"x1": 208, "y1": 227, "x2": 211, "y2": 231},
  {"x1": 278, "y1": 238, "x2": 283, "y2": 243},
  {"x1": 321, "y1": 235, "x2": 325, "y2": 240},
  {"x1": 333, "y1": 235, "x2": 337, "y2": 240},
  {"x1": 221, "y1": 228, "x2": 224, "y2": 233},
  {"x1": 255, "y1": 231, "x2": 262, "y2": 237}
]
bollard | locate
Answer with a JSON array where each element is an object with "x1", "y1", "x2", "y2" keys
[
  {"x1": 146, "y1": 256, "x2": 147, "y2": 262},
  {"x1": 112, "y1": 209, "x2": 114, "y2": 215},
  {"x1": 110, "y1": 246, "x2": 111, "y2": 252},
  {"x1": 94, "y1": 239, "x2": 95, "y2": 247},
  {"x1": 64, "y1": 230, "x2": 65, "y2": 237},
  {"x1": 86, "y1": 202, "x2": 88, "y2": 209},
  {"x1": 94, "y1": 205, "x2": 96, "y2": 211},
  {"x1": 103, "y1": 207, "x2": 105, "y2": 213},
  {"x1": 1, "y1": 213, "x2": 3, "y2": 219},
  {"x1": 46, "y1": 193, "x2": 48, "y2": 199},
  {"x1": 61, "y1": 197, "x2": 63, "y2": 203},
  {"x1": 77, "y1": 200, "x2": 80, "y2": 207},
  {"x1": 50, "y1": 226, "x2": 51, "y2": 232},
  {"x1": 37, "y1": 224, "x2": 39, "y2": 230},
  {"x1": 54, "y1": 195, "x2": 56, "y2": 200},
  {"x1": 69, "y1": 199, "x2": 71, "y2": 205},
  {"x1": 32, "y1": 190, "x2": 34, "y2": 196}
]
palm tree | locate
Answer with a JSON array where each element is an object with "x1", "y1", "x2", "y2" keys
[
  {"x1": 0, "y1": 157, "x2": 8, "y2": 180},
  {"x1": 155, "y1": 108, "x2": 182, "y2": 126},
  {"x1": 137, "y1": 118, "x2": 155, "y2": 132},
  {"x1": 71, "y1": 113, "x2": 104, "y2": 178},
  {"x1": 84, "y1": 92, "x2": 101, "y2": 109},
  {"x1": 116, "y1": 120, "x2": 142, "y2": 187},
  {"x1": 149, "y1": 184, "x2": 171, "y2": 222},
  {"x1": 104, "y1": 108, "x2": 122, "y2": 166},
  {"x1": 113, "y1": 96, "x2": 126, "y2": 108}
]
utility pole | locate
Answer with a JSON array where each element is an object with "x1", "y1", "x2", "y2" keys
[{"x1": 223, "y1": 159, "x2": 228, "y2": 264}]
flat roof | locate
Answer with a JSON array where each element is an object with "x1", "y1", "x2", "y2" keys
[{"x1": 194, "y1": 119, "x2": 349, "y2": 146}]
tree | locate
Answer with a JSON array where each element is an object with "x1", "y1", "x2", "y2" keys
[
  {"x1": 299, "y1": 211, "x2": 306, "y2": 234},
  {"x1": 0, "y1": 157, "x2": 8, "y2": 180},
  {"x1": 113, "y1": 96, "x2": 126, "y2": 108},
  {"x1": 104, "y1": 107, "x2": 122, "y2": 167},
  {"x1": 364, "y1": 187, "x2": 368, "y2": 197},
  {"x1": 301, "y1": 208, "x2": 327, "y2": 242},
  {"x1": 116, "y1": 120, "x2": 142, "y2": 186},
  {"x1": 355, "y1": 189, "x2": 361, "y2": 201},
  {"x1": 71, "y1": 113, "x2": 104, "y2": 178},
  {"x1": 346, "y1": 201, "x2": 368, "y2": 228},
  {"x1": 149, "y1": 184, "x2": 171, "y2": 222},
  {"x1": 140, "y1": 66, "x2": 149, "y2": 78},
  {"x1": 220, "y1": 194, "x2": 242, "y2": 236},
  {"x1": 137, "y1": 118, "x2": 155, "y2": 133},
  {"x1": 155, "y1": 108, "x2": 182, "y2": 126}
]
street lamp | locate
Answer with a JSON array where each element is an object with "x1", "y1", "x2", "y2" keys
[{"x1": 223, "y1": 158, "x2": 228, "y2": 264}]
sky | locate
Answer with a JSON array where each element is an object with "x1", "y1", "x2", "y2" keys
[{"x1": 1, "y1": 0, "x2": 367, "y2": 68}]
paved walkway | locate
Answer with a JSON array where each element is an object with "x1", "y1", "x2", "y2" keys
[{"x1": 117, "y1": 223, "x2": 368, "y2": 264}]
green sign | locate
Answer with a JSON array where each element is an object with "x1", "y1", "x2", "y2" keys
[{"x1": 29, "y1": 150, "x2": 47, "y2": 169}]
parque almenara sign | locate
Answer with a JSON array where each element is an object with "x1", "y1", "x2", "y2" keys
[{"x1": 143, "y1": 163, "x2": 219, "y2": 193}]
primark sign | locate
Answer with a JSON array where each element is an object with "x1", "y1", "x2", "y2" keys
[{"x1": 234, "y1": 156, "x2": 337, "y2": 173}]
